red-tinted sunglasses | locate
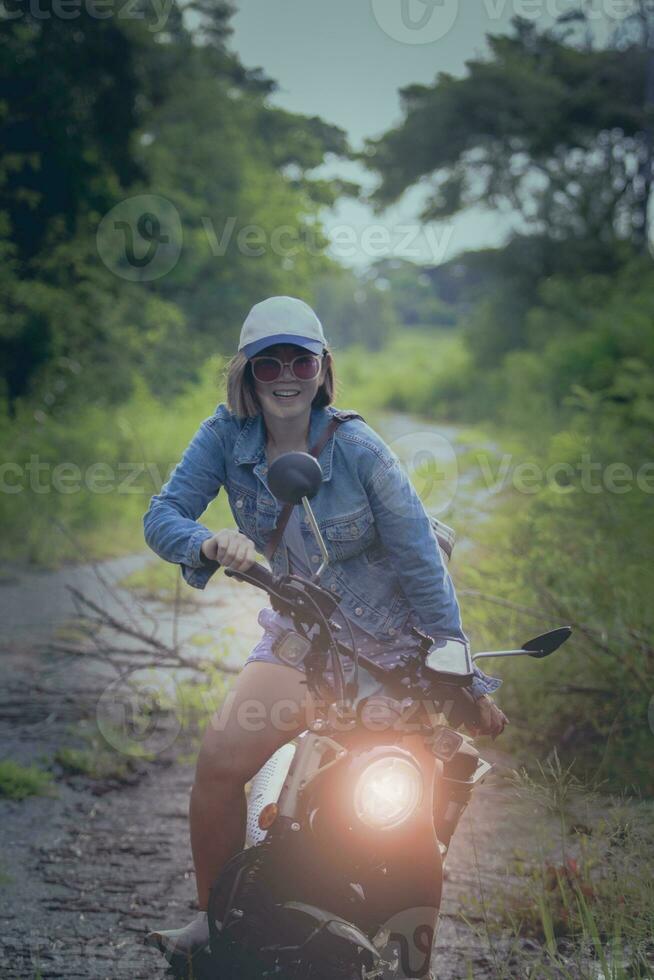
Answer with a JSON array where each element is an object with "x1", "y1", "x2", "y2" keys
[{"x1": 250, "y1": 353, "x2": 322, "y2": 383}]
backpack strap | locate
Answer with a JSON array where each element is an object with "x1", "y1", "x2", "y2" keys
[{"x1": 264, "y1": 411, "x2": 364, "y2": 561}]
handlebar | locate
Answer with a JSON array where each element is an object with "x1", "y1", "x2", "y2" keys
[
  {"x1": 224, "y1": 562, "x2": 276, "y2": 593},
  {"x1": 224, "y1": 561, "x2": 391, "y2": 677},
  {"x1": 222, "y1": 561, "x2": 480, "y2": 727},
  {"x1": 440, "y1": 685, "x2": 480, "y2": 730}
]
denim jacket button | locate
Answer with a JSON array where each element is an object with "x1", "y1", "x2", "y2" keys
[
  {"x1": 311, "y1": 555, "x2": 320, "y2": 564},
  {"x1": 388, "y1": 627, "x2": 397, "y2": 636},
  {"x1": 236, "y1": 499, "x2": 244, "y2": 509},
  {"x1": 355, "y1": 606, "x2": 363, "y2": 616}
]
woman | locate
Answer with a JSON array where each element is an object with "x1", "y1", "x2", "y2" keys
[{"x1": 143, "y1": 295, "x2": 507, "y2": 959}]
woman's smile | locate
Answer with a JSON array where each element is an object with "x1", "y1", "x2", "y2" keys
[{"x1": 272, "y1": 388, "x2": 301, "y2": 398}]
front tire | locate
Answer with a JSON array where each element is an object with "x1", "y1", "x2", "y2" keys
[
  {"x1": 207, "y1": 848, "x2": 272, "y2": 979},
  {"x1": 207, "y1": 848, "x2": 375, "y2": 980}
]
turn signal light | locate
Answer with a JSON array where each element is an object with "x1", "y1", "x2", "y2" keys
[{"x1": 258, "y1": 803, "x2": 279, "y2": 830}]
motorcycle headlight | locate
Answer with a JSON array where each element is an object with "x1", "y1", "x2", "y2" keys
[{"x1": 353, "y1": 756, "x2": 423, "y2": 830}]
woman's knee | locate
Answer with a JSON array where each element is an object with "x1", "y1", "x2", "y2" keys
[
  {"x1": 194, "y1": 727, "x2": 253, "y2": 788},
  {"x1": 194, "y1": 713, "x2": 301, "y2": 789},
  {"x1": 193, "y1": 662, "x2": 311, "y2": 789}
]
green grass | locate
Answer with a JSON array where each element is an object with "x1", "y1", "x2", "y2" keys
[
  {"x1": 0, "y1": 856, "x2": 14, "y2": 886},
  {"x1": 54, "y1": 745, "x2": 139, "y2": 781},
  {"x1": 0, "y1": 760, "x2": 54, "y2": 800},
  {"x1": 459, "y1": 757, "x2": 654, "y2": 977},
  {"x1": 0, "y1": 356, "x2": 235, "y2": 567},
  {"x1": 336, "y1": 328, "x2": 471, "y2": 421},
  {"x1": 55, "y1": 715, "x2": 162, "y2": 780}
]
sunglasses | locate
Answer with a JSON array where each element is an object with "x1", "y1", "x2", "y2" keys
[{"x1": 250, "y1": 353, "x2": 322, "y2": 383}]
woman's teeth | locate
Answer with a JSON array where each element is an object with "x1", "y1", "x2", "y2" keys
[{"x1": 273, "y1": 390, "x2": 300, "y2": 398}]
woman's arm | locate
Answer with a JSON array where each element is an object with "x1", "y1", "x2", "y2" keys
[
  {"x1": 143, "y1": 417, "x2": 226, "y2": 589},
  {"x1": 364, "y1": 449, "x2": 502, "y2": 701},
  {"x1": 365, "y1": 452, "x2": 466, "y2": 642}
]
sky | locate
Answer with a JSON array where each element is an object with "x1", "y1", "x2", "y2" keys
[{"x1": 228, "y1": 0, "x2": 557, "y2": 269}]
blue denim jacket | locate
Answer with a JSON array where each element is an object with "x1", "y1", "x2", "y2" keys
[{"x1": 142, "y1": 404, "x2": 501, "y2": 698}]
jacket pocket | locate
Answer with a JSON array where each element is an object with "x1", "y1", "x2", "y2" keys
[
  {"x1": 227, "y1": 483, "x2": 258, "y2": 539},
  {"x1": 321, "y1": 506, "x2": 376, "y2": 562}
]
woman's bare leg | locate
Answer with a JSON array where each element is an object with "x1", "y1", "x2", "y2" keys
[{"x1": 190, "y1": 661, "x2": 314, "y2": 910}]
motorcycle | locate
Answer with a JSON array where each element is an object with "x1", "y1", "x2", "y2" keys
[{"x1": 165, "y1": 451, "x2": 572, "y2": 980}]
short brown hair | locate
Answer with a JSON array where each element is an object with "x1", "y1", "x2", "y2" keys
[{"x1": 225, "y1": 349, "x2": 336, "y2": 418}]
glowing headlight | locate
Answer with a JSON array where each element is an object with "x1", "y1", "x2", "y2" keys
[{"x1": 353, "y1": 756, "x2": 423, "y2": 830}]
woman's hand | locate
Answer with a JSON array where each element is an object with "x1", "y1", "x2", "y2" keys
[
  {"x1": 201, "y1": 529, "x2": 257, "y2": 572},
  {"x1": 467, "y1": 695, "x2": 509, "y2": 740}
]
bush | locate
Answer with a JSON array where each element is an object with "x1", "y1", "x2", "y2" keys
[
  {"x1": 0, "y1": 356, "x2": 235, "y2": 565},
  {"x1": 0, "y1": 760, "x2": 53, "y2": 800}
]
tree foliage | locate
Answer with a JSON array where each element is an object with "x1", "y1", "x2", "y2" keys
[
  {"x1": 362, "y1": 15, "x2": 653, "y2": 252},
  {"x1": 0, "y1": 3, "x2": 349, "y2": 412},
  {"x1": 355, "y1": 10, "x2": 654, "y2": 788}
]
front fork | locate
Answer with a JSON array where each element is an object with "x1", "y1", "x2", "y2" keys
[
  {"x1": 361, "y1": 732, "x2": 444, "y2": 977},
  {"x1": 365, "y1": 734, "x2": 492, "y2": 978},
  {"x1": 435, "y1": 740, "x2": 492, "y2": 851}
]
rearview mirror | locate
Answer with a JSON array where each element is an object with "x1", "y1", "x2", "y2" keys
[
  {"x1": 268, "y1": 452, "x2": 323, "y2": 505},
  {"x1": 267, "y1": 451, "x2": 329, "y2": 579},
  {"x1": 472, "y1": 626, "x2": 572, "y2": 663},
  {"x1": 521, "y1": 627, "x2": 572, "y2": 659},
  {"x1": 425, "y1": 636, "x2": 473, "y2": 684}
]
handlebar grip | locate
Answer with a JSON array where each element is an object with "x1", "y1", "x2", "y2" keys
[
  {"x1": 442, "y1": 686, "x2": 480, "y2": 731},
  {"x1": 224, "y1": 562, "x2": 276, "y2": 592}
]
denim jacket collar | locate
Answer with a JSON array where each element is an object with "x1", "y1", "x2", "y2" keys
[{"x1": 232, "y1": 407, "x2": 336, "y2": 482}]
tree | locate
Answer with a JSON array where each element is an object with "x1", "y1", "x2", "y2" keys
[
  {"x1": 312, "y1": 267, "x2": 395, "y2": 351},
  {"x1": 364, "y1": 258, "x2": 457, "y2": 329},
  {"x1": 0, "y1": 3, "x2": 351, "y2": 410},
  {"x1": 361, "y1": 14, "x2": 653, "y2": 255},
  {"x1": 0, "y1": 11, "x2": 154, "y2": 405}
]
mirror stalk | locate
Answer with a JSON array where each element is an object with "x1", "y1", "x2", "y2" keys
[
  {"x1": 473, "y1": 628, "x2": 572, "y2": 662},
  {"x1": 302, "y1": 496, "x2": 330, "y2": 579},
  {"x1": 473, "y1": 649, "x2": 535, "y2": 661}
]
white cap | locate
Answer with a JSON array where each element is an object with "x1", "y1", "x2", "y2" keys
[{"x1": 238, "y1": 296, "x2": 327, "y2": 358}]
